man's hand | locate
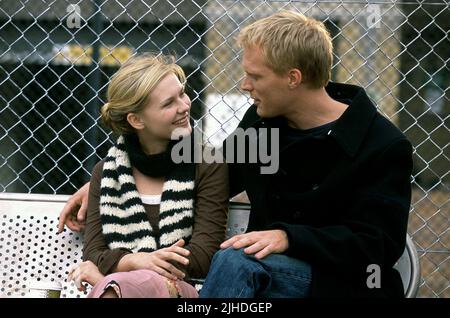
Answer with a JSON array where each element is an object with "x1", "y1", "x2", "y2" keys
[
  {"x1": 67, "y1": 260, "x2": 104, "y2": 291},
  {"x1": 117, "y1": 239, "x2": 190, "y2": 281},
  {"x1": 57, "y1": 182, "x2": 90, "y2": 233},
  {"x1": 220, "y1": 230, "x2": 289, "y2": 259}
]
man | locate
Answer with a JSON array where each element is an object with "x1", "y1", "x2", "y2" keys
[{"x1": 59, "y1": 11, "x2": 413, "y2": 298}]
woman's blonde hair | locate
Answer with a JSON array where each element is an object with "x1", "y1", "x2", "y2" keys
[
  {"x1": 237, "y1": 10, "x2": 333, "y2": 88},
  {"x1": 101, "y1": 53, "x2": 186, "y2": 134}
]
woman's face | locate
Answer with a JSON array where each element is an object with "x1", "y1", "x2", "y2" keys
[{"x1": 137, "y1": 73, "x2": 192, "y2": 146}]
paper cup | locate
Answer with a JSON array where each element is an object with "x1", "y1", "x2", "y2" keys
[{"x1": 28, "y1": 280, "x2": 62, "y2": 298}]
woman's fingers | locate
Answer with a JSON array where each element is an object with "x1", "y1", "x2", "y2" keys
[
  {"x1": 159, "y1": 271, "x2": 178, "y2": 281},
  {"x1": 169, "y1": 251, "x2": 190, "y2": 266},
  {"x1": 74, "y1": 276, "x2": 84, "y2": 291},
  {"x1": 172, "y1": 239, "x2": 185, "y2": 247},
  {"x1": 168, "y1": 246, "x2": 190, "y2": 257},
  {"x1": 69, "y1": 265, "x2": 84, "y2": 290},
  {"x1": 67, "y1": 263, "x2": 78, "y2": 282},
  {"x1": 67, "y1": 262, "x2": 93, "y2": 291},
  {"x1": 158, "y1": 250, "x2": 189, "y2": 266},
  {"x1": 151, "y1": 260, "x2": 181, "y2": 280},
  {"x1": 166, "y1": 240, "x2": 190, "y2": 257},
  {"x1": 155, "y1": 259, "x2": 186, "y2": 280}
]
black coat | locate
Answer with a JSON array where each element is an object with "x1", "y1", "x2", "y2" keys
[{"x1": 225, "y1": 82, "x2": 413, "y2": 298}]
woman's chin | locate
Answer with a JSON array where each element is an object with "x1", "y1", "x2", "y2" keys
[{"x1": 171, "y1": 124, "x2": 192, "y2": 140}]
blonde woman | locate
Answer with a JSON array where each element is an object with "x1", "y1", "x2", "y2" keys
[{"x1": 67, "y1": 54, "x2": 228, "y2": 298}]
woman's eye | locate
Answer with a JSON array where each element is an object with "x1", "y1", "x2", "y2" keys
[{"x1": 162, "y1": 100, "x2": 173, "y2": 107}]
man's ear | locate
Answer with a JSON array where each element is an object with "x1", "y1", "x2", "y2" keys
[
  {"x1": 127, "y1": 113, "x2": 144, "y2": 130},
  {"x1": 288, "y1": 69, "x2": 302, "y2": 88}
]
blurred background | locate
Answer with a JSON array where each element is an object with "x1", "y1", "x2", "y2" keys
[{"x1": 0, "y1": 0, "x2": 448, "y2": 297}]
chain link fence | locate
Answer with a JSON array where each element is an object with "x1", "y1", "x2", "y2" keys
[{"x1": 0, "y1": 0, "x2": 448, "y2": 297}]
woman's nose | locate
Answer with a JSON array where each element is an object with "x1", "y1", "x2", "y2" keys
[{"x1": 178, "y1": 98, "x2": 190, "y2": 113}]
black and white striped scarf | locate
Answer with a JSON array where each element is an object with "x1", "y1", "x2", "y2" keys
[{"x1": 99, "y1": 135, "x2": 195, "y2": 252}]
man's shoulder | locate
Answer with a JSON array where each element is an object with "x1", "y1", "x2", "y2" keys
[
  {"x1": 372, "y1": 112, "x2": 408, "y2": 140},
  {"x1": 365, "y1": 112, "x2": 411, "y2": 152}
]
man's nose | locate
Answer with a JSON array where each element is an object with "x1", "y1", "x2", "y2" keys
[{"x1": 240, "y1": 76, "x2": 252, "y2": 91}]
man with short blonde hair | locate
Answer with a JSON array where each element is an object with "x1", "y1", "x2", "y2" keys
[
  {"x1": 199, "y1": 10, "x2": 413, "y2": 298},
  {"x1": 237, "y1": 10, "x2": 333, "y2": 88}
]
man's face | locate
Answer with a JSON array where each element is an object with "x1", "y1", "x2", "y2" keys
[{"x1": 240, "y1": 46, "x2": 290, "y2": 118}]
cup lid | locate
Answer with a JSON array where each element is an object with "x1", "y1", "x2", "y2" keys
[{"x1": 28, "y1": 280, "x2": 62, "y2": 290}]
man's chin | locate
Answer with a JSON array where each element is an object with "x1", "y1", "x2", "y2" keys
[
  {"x1": 256, "y1": 107, "x2": 270, "y2": 118},
  {"x1": 255, "y1": 107, "x2": 264, "y2": 117}
]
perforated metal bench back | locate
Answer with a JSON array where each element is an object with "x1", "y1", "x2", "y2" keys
[{"x1": 0, "y1": 194, "x2": 87, "y2": 298}]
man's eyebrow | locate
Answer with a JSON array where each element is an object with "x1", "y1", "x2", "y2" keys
[{"x1": 246, "y1": 70, "x2": 259, "y2": 77}]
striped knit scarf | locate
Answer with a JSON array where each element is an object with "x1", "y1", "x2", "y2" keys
[{"x1": 99, "y1": 135, "x2": 195, "y2": 252}]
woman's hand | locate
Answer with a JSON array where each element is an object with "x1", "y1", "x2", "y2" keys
[
  {"x1": 67, "y1": 260, "x2": 104, "y2": 291},
  {"x1": 117, "y1": 239, "x2": 190, "y2": 280}
]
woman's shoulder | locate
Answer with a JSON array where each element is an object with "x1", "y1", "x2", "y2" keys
[
  {"x1": 93, "y1": 160, "x2": 105, "y2": 174},
  {"x1": 94, "y1": 160, "x2": 105, "y2": 170},
  {"x1": 90, "y1": 160, "x2": 106, "y2": 183}
]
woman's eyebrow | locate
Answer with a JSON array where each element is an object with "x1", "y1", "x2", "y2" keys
[
  {"x1": 160, "y1": 85, "x2": 184, "y2": 106},
  {"x1": 160, "y1": 96, "x2": 174, "y2": 106}
]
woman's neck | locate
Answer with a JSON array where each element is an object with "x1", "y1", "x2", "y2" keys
[{"x1": 137, "y1": 134, "x2": 169, "y2": 155}]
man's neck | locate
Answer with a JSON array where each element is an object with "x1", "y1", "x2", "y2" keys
[{"x1": 285, "y1": 86, "x2": 348, "y2": 130}]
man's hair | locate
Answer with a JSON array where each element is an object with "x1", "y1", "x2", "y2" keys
[
  {"x1": 238, "y1": 10, "x2": 333, "y2": 88},
  {"x1": 101, "y1": 53, "x2": 185, "y2": 134}
]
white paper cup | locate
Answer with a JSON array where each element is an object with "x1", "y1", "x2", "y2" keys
[{"x1": 28, "y1": 280, "x2": 62, "y2": 298}]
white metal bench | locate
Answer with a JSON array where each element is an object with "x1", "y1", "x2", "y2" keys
[
  {"x1": 0, "y1": 193, "x2": 420, "y2": 298},
  {"x1": 0, "y1": 193, "x2": 84, "y2": 297}
]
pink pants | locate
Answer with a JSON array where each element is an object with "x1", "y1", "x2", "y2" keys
[{"x1": 87, "y1": 269, "x2": 199, "y2": 298}]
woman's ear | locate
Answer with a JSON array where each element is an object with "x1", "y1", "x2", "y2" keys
[
  {"x1": 127, "y1": 113, "x2": 144, "y2": 130},
  {"x1": 288, "y1": 69, "x2": 302, "y2": 89}
]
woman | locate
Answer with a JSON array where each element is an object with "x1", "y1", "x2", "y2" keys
[{"x1": 67, "y1": 54, "x2": 229, "y2": 298}]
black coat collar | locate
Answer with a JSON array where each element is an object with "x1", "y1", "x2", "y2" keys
[
  {"x1": 325, "y1": 82, "x2": 377, "y2": 158},
  {"x1": 252, "y1": 82, "x2": 377, "y2": 158}
]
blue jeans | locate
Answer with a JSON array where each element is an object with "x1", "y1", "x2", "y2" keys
[{"x1": 199, "y1": 248, "x2": 312, "y2": 298}]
